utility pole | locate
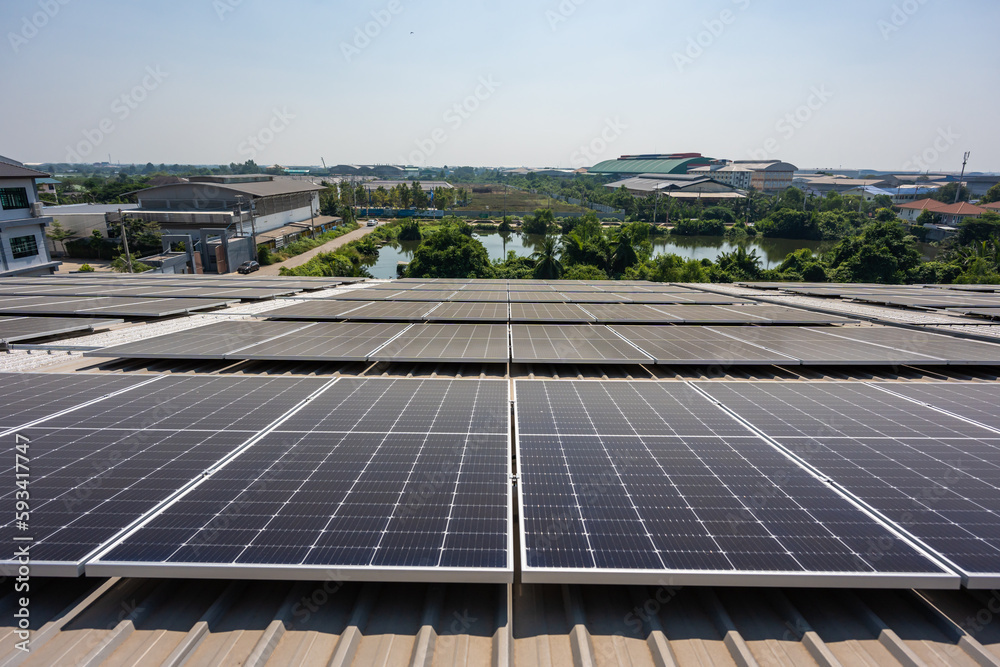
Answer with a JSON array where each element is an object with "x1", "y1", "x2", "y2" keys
[
  {"x1": 653, "y1": 187, "x2": 659, "y2": 225},
  {"x1": 118, "y1": 208, "x2": 134, "y2": 273},
  {"x1": 955, "y1": 151, "x2": 971, "y2": 204}
]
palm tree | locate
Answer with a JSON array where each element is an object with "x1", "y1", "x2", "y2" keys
[
  {"x1": 532, "y1": 235, "x2": 563, "y2": 279},
  {"x1": 610, "y1": 228, "x2": 638, "y2": 275}
]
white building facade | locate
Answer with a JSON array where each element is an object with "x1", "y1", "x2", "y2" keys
[{"x1": 0, "y1": 158, "x2": 60, "y2": 276}]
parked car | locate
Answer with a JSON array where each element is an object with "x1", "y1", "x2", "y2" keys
[
  {"x1": 237, "y1": 260, "x2": 260, "y2": 274},
  {"x1": 367, "y1": 219, "x2": 378, "y2": 227}
]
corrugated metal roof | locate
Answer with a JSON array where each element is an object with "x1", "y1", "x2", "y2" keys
[{"x1": 589, "y1": 158, "x2": 708, "y2": 176}]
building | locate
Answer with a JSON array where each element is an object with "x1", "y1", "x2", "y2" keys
[
  {"x1": 0, "y1": 156, "x2": 60, "y2": 276},
  {"x1": 842, "y1": 185, "x2": 895, "y2": 201},
  {"x1": 792, "y1": 174, "x2": 891, "y2": 196},
  {"x1": 690, "y1": 161, "x2": 797, "y2": 193},
  {"x1": 605, "y1": 173, "x2": 745, "y2": 202},
  {"x1": 362, "y1": 180, "x2": 453, "y2": 193},
  {"x1": 888, "y1": 184, "x2": 941, "y2": 204},
  {"x1": 35, "y1": 177, "x2": 61, "y2": 200},
  {"x1": 982, "y1": 201, "x2": 1000, "y2": 213},
  {"x1": 41, "y1": 203, "x2": 140, "y2": 255},
  {"x1": 589, "y1": 153, "x2": 717, "y2": 177},
  {"x1": 897, "y1": 198, "x2": 988, "y2": 226},
  {"x1": 129, "y1": 175, "x2": 325, "y2": 274}
]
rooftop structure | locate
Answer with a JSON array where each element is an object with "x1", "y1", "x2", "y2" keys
[
  {"x1": 589, "y1": 153, "x2": 717, "y2": 177},
  {"x1": 690, "y1": 160, "x2": 797, "y2": 193},
  {"x1": 0, "y1": 155, "x2": 61, "y2": 276}
]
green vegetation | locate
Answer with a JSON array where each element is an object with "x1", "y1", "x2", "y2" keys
[
  {"x1": 110, "y1": 253, "x2": 153, "y2": 273},
  {"x1": 397, "y1": 219, "x2": 422, "y2": 241},
  {"x1": 46, "y1": 220, "x2": 76, "y2": 255},
  {"x1": 257, "y1": 222, "x2": 360, "y2": 264},
  {"x1": 78, "y1": 263, "x2": 94, "y2": 272}
]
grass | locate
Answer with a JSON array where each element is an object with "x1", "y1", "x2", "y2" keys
[
  {"x1": 261, "y1": 222, "x2": 360, "y2": 263},
  {"x1": 454, "y1": 185, "x2": 590, "y2": 213}
]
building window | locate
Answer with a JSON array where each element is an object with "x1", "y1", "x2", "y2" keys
[
  {"x1": 9, "y1": 235, "x2": 38, "y2": 259},
  {"x1": 0, "y1": 188, "x2": 30, "y2": 210}
]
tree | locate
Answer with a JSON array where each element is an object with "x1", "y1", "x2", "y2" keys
[
  {"x1": 714, "y1": 246, "x2": 763, "y2": 281},
  {"x1": 958, "y1": 212, "x2": 1000, "y2": 245},
  {"x1": 406, "y1": 225, "x2": 494, "y2": 278},
  {"x1": 756, "y1": 209, "x2": 820, "y2": 239},
  {"x1": 981, "y1": 183, "x2": 1000, "y2": 204},
  {"x1": 931, "y1": 182, "x2": 970, "y2": 203},
  {"x1": 397, "y1": 219, "x2": 422, "y2": 241},
  {"x1": 89, "y1": 230, "x2": 106, "y2": 260},
  {"x1": 46, "y1": 220, "x2": 76, "y2": 255},
  {"x1": 531, "y1": 235, "x2": 563, "y2": 279},
  {"x1": 915, "y1": 209, "x2": 941, "y2": 227},
  {"x1": 523, "y1": 209, "x2": 555, "y2": 235},
  {"x1": 609, "y1": 227, "x2": 639, "y2": 275},
  {"x1": 828, "y1": 221, "x2": 921, "y2": 283},
  {"x1": 562, "y1": 264, "x2": 608, "y2": 280}
]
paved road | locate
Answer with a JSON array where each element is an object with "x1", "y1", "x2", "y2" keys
[{"x1": 257, "y1": 224, "x2": 378, "y2": 276}]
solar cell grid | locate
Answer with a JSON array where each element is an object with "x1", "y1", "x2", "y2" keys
[
  {"x1": 227, "y1": 322, "x2": 409, "y2": 361},
  {"x1": 88, "y1": 320, "x2": 313, "y2": 359},
  {"x1": 515, "y1": 380, "x2": 954, "y2": 587},
  {"x1": 611, "y1": 325, "x2": 799, "y2": 365},
  {"x1": 341, "y1": 300, "x2": 441, "y2": 321},
  {"x1": 580, "y1": 304, "x2": 682, "y2": 324},
  {"x1": 509, "y1": 303, "x2": 594, "y2": 323},
  {"x1": 0, "y1": 373, "x2": 154, "y2": 430},
  {"x1": 370, "y1": 324, "x2": 509, "y2": 363},
  {"x1": 511, "y1": 325, "x2": 652, "y2": 364},
  {"x1": 424, "y1": 302, "x2": 509, "y2": 322},
  {"x1": 871, "y1": 383, "x2": 1000, "y2": 431},
  {"x1": 256, "y1": 299, "x2": 370, "y2": 320},
  {"x1": 815, "y1": 327, "x2": 1000, "y2": 365},
  {"x1": 90, "y1": 378, "x2": 512, "y2": 581},
  {"x1": 0, "y1": 375, "x2": 331, "y2": 576},
  {"x1": 0, "y1": 316, "x2": 121, "y2": 344}
]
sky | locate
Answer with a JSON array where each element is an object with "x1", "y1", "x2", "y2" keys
[{"x1": 2, "y1": 0, "x2": 998, "y2": 172}]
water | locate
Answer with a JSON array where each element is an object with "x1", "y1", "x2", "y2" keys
[{"x1": 365, "y1": 231, "x2": 938, "y2": 279}]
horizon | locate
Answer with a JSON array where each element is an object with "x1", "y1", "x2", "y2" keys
[{"x1": 2, "y1": 0, "x2": 998, "y2": 172}]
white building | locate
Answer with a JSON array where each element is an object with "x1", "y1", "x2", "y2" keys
[
  {"x1": 690, "y1": 161, "x2": 796, "y2": 193},
  {"x1": 0, "y1": 156, "x2": 60, "y2": 276}
]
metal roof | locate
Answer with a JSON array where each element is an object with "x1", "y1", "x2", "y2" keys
[
  {"x1": 589, "y1": 157, "x2": 712, "y2": 176},
  {"x1": 135, "y1": 179, "x2": 324, "y2": 199}
]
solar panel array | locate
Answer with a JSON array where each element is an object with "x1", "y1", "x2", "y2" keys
[
  {"x1": 695, "y1": 382, "x2": 1000, "y2": 587},
  {"x1": 90, "y1": 318, "x2": 1000, "y2": 366},
  {"x1": 0, "y1": 295, "x2": 236, "y2": 318},
  {"x1": 515, "y1": 380, "x2": 955, "y2": 587},
  {"x1": 0, "y1": 316, "x2": 121, "y2": 345}
]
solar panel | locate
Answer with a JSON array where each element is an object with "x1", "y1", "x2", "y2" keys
[
  {"x1": 708, "y1": 327, "x2": 948, "y2": 365},
  {"x1": 370, "y1": 324, "x2": 509, "y2": 363},
  {"x1": 227, "y1": 322, "x2": 410, "y2": 362},
  {"x1": 0, "y1": 316, "x2": 121, "y2": 345},
  {"x1": 0, "y1": 284, "x2": 298, "y2": 300},
  {"x1": 509, "y1": 303, "x2": 595, "y2": 323},
  {"x1": 0, "y1": 296, "x2": 235, "y2": 318},
  {"x1": 947, "y1": 307, "x2": 1000, "y2": 320},
  {"x1": 695, "y1": 381, "x2": 1000, "y2": 587},
  {"x1": 385, "y1": 290, "x2": 458, "y2": 301},
  {"x1": 0, "y1": 375, "x2": 332, "y2": 576},
  {"x1": 340, "y1": 301, "x2": 441, "y2": 321},
  {"x1": 256, "y1": 299, "x2": 371, "y2": 320},
  {"x1": 579, "y1": 304, "x2": 682, "y2": 324},
  {"x1": 515, "y1": 380, "x2": 955, "y2": 587},
  {"x1": 424, "y1": 302, "x2": 509, "y2": 322},
  {"x1": 508, "y1": 291, "x2": 566, "y2": 303},
  {"x1": 815, "y1": 327, "x2": 1000, "y2": 365},
  {"x1": 87, "y1": 320, "x2": 313, "y2": 360},
  {"x1": 611, "y1": 325, "x2": 800, "y2": 365},
  {"x1": 511, "y1": 325, "x2": 652, "y2": 364},
  {"x1": 448, "y1": 291, "x2": 510, "y2": 302},
  {"x1": 652, "y1": 305, "x2": 772, "y2": 324},
  {"x1": 871, "y1": 383, "x2": 1000, "y2": 431},
  {"x1": 0, "y1": 373, "x2": 155, "y2": 430},
  {"x1": 88, "y1": 378, "x2": 512, "y2": 582}
]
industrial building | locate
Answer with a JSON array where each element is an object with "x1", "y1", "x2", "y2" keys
[
  {"x1": 689, "y1": 160, "x2": 797, "y2": 193},
  {"x1": 605, "y1": 173, "x2": 746, "y2": 201},
  {"x1": 0, "y1": 155, "x2": 60, "y2": 276},
  {"x1": 589, "y1": 153, "x2": 718, "y2": 177}
]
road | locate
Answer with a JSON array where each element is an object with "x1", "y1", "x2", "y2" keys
[{"x1": 257, "y1": 224, "x2": 379, "y2": 276}]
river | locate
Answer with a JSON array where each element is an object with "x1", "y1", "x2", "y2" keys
[{"x1": 365, "y1": 231, "x2": 937, "y2": 279}]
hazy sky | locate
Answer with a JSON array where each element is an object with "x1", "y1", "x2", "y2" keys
[{"x1": 3, "y1": 0, "x2": 998, "y2": 172}]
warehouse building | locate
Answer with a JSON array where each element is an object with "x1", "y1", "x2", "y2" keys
[
  {"x1": 606, "y1": 173, "x2": 746, "y2": 201},
  {"x1": 589, "y1": 153, "x2": 718, "y2": 177},
  {"x1": 690, "y1": 160, "x2": 797, "y2": 193}
]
